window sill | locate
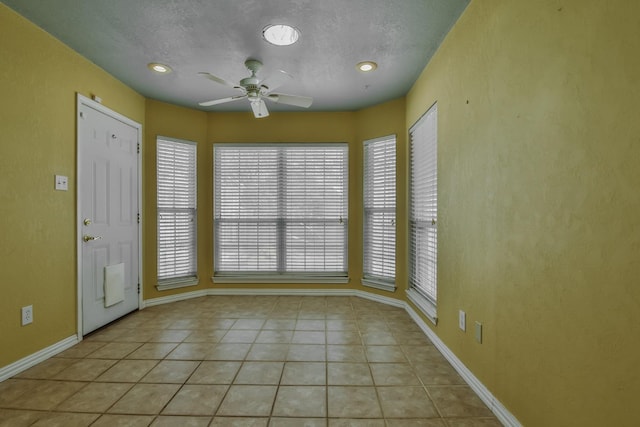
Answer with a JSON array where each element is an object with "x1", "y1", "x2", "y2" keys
[
  {"x1": 212, "y1": 275, "x2": 349, "y2": 285},
  {"x1": 406, "y1": 288, "x2": 438, "y2": 325},
  {"x1": 361, "y1": 278, "x2": 396, "y2": 293},
  {"x1": 156, "y1": 276, "x2": 199, "y2": 291}
]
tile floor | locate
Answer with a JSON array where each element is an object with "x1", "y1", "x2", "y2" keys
[{"x1": 0, "y1": 296, "x2": 502, "y2": 426}]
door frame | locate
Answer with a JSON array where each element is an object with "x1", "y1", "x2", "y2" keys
[{"x1": 76, "y1": 93, "x2": 143, "y2": 339}]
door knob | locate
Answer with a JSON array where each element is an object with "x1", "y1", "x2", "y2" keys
[{"x1": 83, "y1": 235, "x2": 103, "y2": 242}]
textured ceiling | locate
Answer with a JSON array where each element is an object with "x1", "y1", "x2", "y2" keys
[{"x1": 2, "y1": 0, "x2": 469, "y2": 113}]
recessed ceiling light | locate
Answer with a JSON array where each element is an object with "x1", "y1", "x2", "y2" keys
[
  {"x1": 357, "y1": 61, "x2": 378, "y2": 72},
  {"x1": 263, "y1": 24, "x2": 300, "y2": 46},
  {"x1": 148, "y1": 63, "x2": 172, "y2": 74}
]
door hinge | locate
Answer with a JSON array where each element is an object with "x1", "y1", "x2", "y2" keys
[
  {"x1": 137, "y1": 142, "x2": 140, "y2": 154},
  {"x1": 137, "y1": 283, "x2": 140, "y2": 294},
  {"x1": 137, "y1": 213, "x2": 140, "y2": 224}
]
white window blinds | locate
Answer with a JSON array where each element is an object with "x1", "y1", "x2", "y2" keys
[
  {"x1": 157, "y1": 137, "x2": 197, "y2": 284},
  {"x1": 409, "y1": 103, "x2": 438, "y2": 307},
  {"x1": 214, "y1": 144, "x2": 348, "y2": 278},
  {"x1": 363, "y1": 135, "x2": 396, "y2": 290}
]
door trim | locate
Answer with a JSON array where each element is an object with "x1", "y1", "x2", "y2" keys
[{"x1": 76, "y1": 94, "x2": 143, "y2": 339}]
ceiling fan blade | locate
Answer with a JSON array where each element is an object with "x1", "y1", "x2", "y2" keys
[
  {"x1": 199, "y1": 95, "x2": 247, "y2": 107},
  {"x1": 250, "y1": 99, "x2": 269, "y2": 118},
  {"x1": 265, "y1": 93, "x2": 313, "y2": 108},
  {"x1": 260, "y1": 70, "x2": 293, "y2": 93},
  {"x1": 198, "y1": 72, "x2": 241, "y2": 89}
]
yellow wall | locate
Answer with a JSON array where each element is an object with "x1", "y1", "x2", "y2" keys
[
  {"x1": 406, "y1": 1, "x2": 640, "y2": 425},
  {"x1": 0, "y1": 5, "x2": 145, "y2": 367}
]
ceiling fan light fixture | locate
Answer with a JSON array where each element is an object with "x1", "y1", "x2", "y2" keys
[
  {"x1": 357, "y1": 61, "x2": 378, "y2": 72},
  {"x1": 263, "y1": 24, "x2": 300, "y2": 46},
  {"x1": 148, "y1": 63, "x2": 172, "y2": 74}
]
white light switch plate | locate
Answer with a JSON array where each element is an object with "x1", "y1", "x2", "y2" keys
[
  {"x1": 55, "y1": 175, "x2": 68, "y2": 191},
  {"x1": 459, "y1": 310, "x2": 466, "y2": 331}
]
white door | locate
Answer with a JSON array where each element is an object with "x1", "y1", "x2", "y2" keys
[{"x1": 78, "y1": 96, "x2": 141, "y2": 335}]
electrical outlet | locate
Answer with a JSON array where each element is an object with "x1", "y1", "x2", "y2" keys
[
  {"x1": 458, "y1": 310, "x2": 466, "y2": 331},
  {"x1": 21, "y1": 305, "x2": 33, "y2": 326},
  {"x1": 55, "y1": 175, "x2": 68, "y2": 191},
  {"x1": 475, "y1": 321, "x2": 483, "y2": 343}
]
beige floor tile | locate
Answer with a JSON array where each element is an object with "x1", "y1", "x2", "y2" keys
[
  {"x1": 162, "y1": 384, "x2": 227, "y2": 415},
  {"x1": 327, "y1": 386, "x2": 382, "y2": 418},
  {"x1": 126, "y1": 343, "x2": 179, "y2": 360},
  {"x1": 444, "y1": 419, "x2": 503, "y2": 427},
  {"x1": 217, "y1": 385, "x2": 277, "y2": 416},
  {"x1": 54, "y1": 341, "x2": 106, "y2": 358},
  {"x1": 255, "y1": 330, "x2": 293, "y2": 344},
  {"x1": 231, "y1": 319, "x2": 265, "y2": 330},
  {"x1": 326, "y1": 345, "x2": 367, "y2": 362},
  {"x1": 221, "y1": 330, "x2": 260, "y2": 344},
  {"x1": 210, "y1": 417, "x2": 268, "y2": 427},
  {"x1": 86, "y1": 342, "x2": 142, "y2": 359},
  {"x1": 272, "y1": 386, "x2": 327, "y2": 417},
  {"x1": 108, "y1": 383, "x2": 180, "y2": 414},
  {"x1": 262, "y1": 319, "x2": 296, "y2": 330},
  {"x1": 326, "y1": 319, "x2": 358, "y2": 331},
  {"x1": 402, "y1": 345, "x2": 445, "y2": 364},
  {"x1": 287, "y1": 344, "x2": 326, "y2": 361},
  {"x1": 183, "y1": 330, "x2": 228, "y2": 343},
  {"x1": 327, "y1": 362, "x2": 373, "y2": 386},
  {"x1": 326, "y1": 331, "x2": 362, "y2": 345},
  {"x1": 365, "y1": 345, "x2": 408, "y2": 363},
  {"x1": 166, "y1": 343, "x2": 216, "y2": 360},
  {"x1": 385, "y1": 420, "x2": 446, "y2": 427},
  {"x1": 0, "y1": 408, "x2": 44, "y2": 426},
  {"x1": 96, "y1": 360, "x2": 158, "y2": 382},
  {"x1": 295, "y1": 320, "x2": 326, "y2": 331},
  {"x1": 427, "y1": 386, "x2": 493, "y2": 418},
  {"x1": 14, "y1": 358, "x2": 76, "y2": 379},
  {"x1": 328, "y1": 420, "x2": 384, "y2": 427},
  {"x1": 0, "y1": 379, "x2": 40, "y2": 406},
  {"x1": 148, "y1": 330, "x2": 191, "y2": 343},
  {"x1": 2, "y1": 296, "x2": 497, "y2": 426},
  {"x1": 246, "y1": 344, "x2": 290, "y2": 361},
  {"x1": 141, "y1": 360, "x2": 199, "y2": 383},
  {"x1": 115, "y1": 329, "x2": 156, "y2": 343},
  {"x1": 269, "y1": 418, "x2": 326, "y2": 427},
  {"x1": 413, "y1": 360, "x2": 466, "y2": 385},
  {"x1": 56, "y1": 382, "x2": 132, "y2": 412},
  {"x1": 370, "y1": 363, "x2": 421, "y2": 386},
  {"x1": 392, "y1": 331, "x2": 432, "y2": 345},
  {"x1": 30, "y1": 412, "x2": 99, "y2": 426},
  {"x1": 280, "y1": 362, "x2": 326, "y2": 385},
  {"x1": 10, "y1": 380, "x2": 85, "y2": 410},
  {"x1": 377, "y1": 386, "x2": 439, "y2": 418},
  {"x1": 206, "y1": 343, "x2": 251, "y2": 360},
  {"x1": 187, "y1": 361, "x2": 241, "y2": 384},
  {"x1": 234, "y1": 362, "x2": 284, "y2": 385},
  {"x1": 91, "y1": 414, "x2": 155, "y2": 426},
  {"x1": 53, "y1": 359, "x2": 117, "y2": 381},
  {"x1": 151, "y1": 415, "x2": 212, "y2": 426}
]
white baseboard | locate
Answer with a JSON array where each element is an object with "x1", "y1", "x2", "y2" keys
[
  {"x1": 0, "y1": 335, "x2": 79, "y2": 382},
  {"x1": 404, "y1": 305, "x2": 521, "y2": 427},
  {"x1": 143, "y1": 289, "x2": 209, "y2": 308}
]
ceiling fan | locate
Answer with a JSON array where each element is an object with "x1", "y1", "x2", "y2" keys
[{"x1": 198, "y1": 59, "x2": 313, "y2": 118}]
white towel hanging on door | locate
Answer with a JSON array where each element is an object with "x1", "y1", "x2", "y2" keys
[{"x1": 104, "y1": 263, "x2": 125, "y2": 307}]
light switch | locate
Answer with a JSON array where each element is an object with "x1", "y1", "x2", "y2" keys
[{"x1": 55, "y1": 175, "x2": 68, "y2": 191}]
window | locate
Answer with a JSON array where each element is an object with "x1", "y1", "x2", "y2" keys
[
  {"x1": 362, "y1": 135, "x2": 396, "y2": 291},
  {"x1": 156, "y1": 137, "x2": 198, "y2": 290},
  {"x1": 214, "y1": 143, "x2": 348, "y2": 281},
  {"x1": 407, "y1": 103, "x2": 438, "y2": 323}
]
